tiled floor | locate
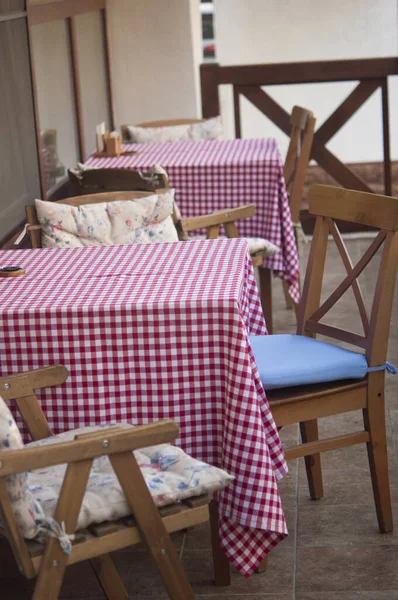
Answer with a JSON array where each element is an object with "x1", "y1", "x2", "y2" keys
[{"x1": 1, "y1": 238, "x2": 398, "y2": 599}]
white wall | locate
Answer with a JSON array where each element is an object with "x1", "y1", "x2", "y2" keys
[
  {"x1": 214, "y1": 0, "x2": 398, "y2": 162},
  {"x1": 106, "y1": 0, "x2": 203, "y2": 127}
]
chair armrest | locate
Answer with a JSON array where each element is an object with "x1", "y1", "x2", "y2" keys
[
  {"x1": 0, "y1": 420, "x2": 179, "y2": 476},
  {"x1": 180, "y1": 204, "x2": 255, "y2": 232}
]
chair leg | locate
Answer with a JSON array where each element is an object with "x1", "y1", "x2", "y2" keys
[
  {"x1": 32, "y1": 538, "x2": 68, "y2": 600},
  {"x1": 256, "y1": 555, "x2": 269, "y2": 574},
  {"x1": 258, "y1": 267, "x2": 273, "y2": 334},
  {"x1": 90, "y1": 554, "x2": 128, "y2": 600},
  {"x1": 363, "y1": 376, "x2": 393, "y2": 533},
  {"x1": 282, "y1": 280, "x2": 294, "y2": 309},
  {"x1": 209, "y1": 499, "x2": 231, "y2": 586},
  {"x1": 300, "y1": 419, "x2": 324, "y2": 500}
]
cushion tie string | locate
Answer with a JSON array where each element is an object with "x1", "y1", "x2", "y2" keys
[
  {"x1": 14, "y1": 224, "x2": 41, "y2": 246},
  {"x1": 45, "y1": 519, "x2": 73, "y2": 555},
  {"x1": 367, "y1": 361, "x2": 398, "y2": 375}
]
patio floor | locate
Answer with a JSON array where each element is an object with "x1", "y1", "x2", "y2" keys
[{"x1": 1, "y1": 237, "x2": 398, "y2": 599}]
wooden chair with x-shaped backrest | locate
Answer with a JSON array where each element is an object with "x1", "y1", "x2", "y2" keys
[
  {"x1": 279, "y1": 105, "x2": 316, "y2": 312},
  {"x1": 0, "y1": 365, "x2": 233, "y2": 599},
  {"x1": 251, "y1": 184, "x2": 398, "y2": 534},
  {"x1": 68, "y1": 167, "x2": 169, "y2": 197}
]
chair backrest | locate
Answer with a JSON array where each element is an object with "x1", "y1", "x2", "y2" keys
[
  {"x1": 284, "y1": 106, "x2": 316, "y2": 223},
  {"x1": 121, "y1": 119, "x2": 204, "y2": 142},
  {"x1": 25, "y1": 189, "x2": 180, "y2": 249},
  {"x1": 68, "y1": 168, "x2": 168, "y2": 196},
  {"x1": 298, "y1": 184, "x2": 398, "y2": 367}
]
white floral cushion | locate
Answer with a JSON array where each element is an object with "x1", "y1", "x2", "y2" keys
[
  {"x1": 127, "y1": 124, "x2": 192, "y2": 144},
  {"x1": 126, "y1": 117, "x2": 222, "y2": 144},
  {"x1": 0, "y1": 397, "x2": 58, "y2": 540},
  {"x1": 35, "y1": 190, "x2": 179, "y2": 248},
  {"x1": 0, "y1": 396, "x2": 233, "y2": 548},
  {"x1": 189, "y1": 116, "x2": 223, "y2": 141},
  {"x1": 246, "y1": 237, "x2": 280, "y2": 257},
  {"x1": 25, "y1": 426, "x2": 233, "y2": 533}
]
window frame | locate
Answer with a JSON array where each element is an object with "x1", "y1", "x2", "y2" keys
[{"x1": 27, "y1": 0, "x2": 114, "y2": 199}]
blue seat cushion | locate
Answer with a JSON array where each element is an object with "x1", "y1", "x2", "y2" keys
[{"x1": 250, "y1": 334, "x2": 369, "y2": 390}]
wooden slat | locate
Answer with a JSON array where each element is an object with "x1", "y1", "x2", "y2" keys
[
  {"x1": 327, "y1": 219, "x2": 369, "y2": 335},
  {"x1": 309, "y1": 186, "x2": 398, "y2": 231},
  {"x1": 0, "y1": 479, "x2": 36, "y2": 578},
  {"x1": 233, "y1": 86, "x2": 242, "y2": 138},
  {"x1": 0, "y1": 421, "x2": 179, "y2": 476},
  {"x1": 285, "y1": 431, "x2": 370, "y2": 460},
  {"x1": 216, "y1": 57, "x2": 398, "y2": 86},
  {"x1": 184, "y1": 494, "x2": 209, "y2": 509},
  {"x1": 304, "y1": 320, "x2": 367, "y2": 348},
  {"x1": 270, "y1": 383, "x2": 367, "y2": 427},
  {"x1": 110, "y1": 451, "x2": 196, "y2": 599},
  {"x1": 15, "y1": 395, "x2": 53, "y2": 441},
  {"x1": 181, "y1": 204, "x2": 255, "y2": 232},
  {"x1": 89, "y1": 522, "x2": 120, "y2": 537},
  {"x1": 31, "y1": 504, "x2": 209, "y2": 570},
  {"x1": 33, "y1": 459, "x2": 93, "y2": 599},
  {"x1": 0, "y1": 365, "x2": 68, "y2": 400},
  {"x1": 307, "y1": 229, "x2": 386, "y2": 331},
  {"x1": 310, "y1": 141, "x2": 373, "y2": 193}
]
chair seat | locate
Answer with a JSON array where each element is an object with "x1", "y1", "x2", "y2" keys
[
  {"x1": 250, "y1": 334, "x2": 370, "y2": 390},
  {"x1": 25, "y1": 425, "x2": 233, "y2": 535}
]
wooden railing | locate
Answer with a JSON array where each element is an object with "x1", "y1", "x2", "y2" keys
[{"x1": 200, "y1": 57, "x2": 398, "y2": 196}]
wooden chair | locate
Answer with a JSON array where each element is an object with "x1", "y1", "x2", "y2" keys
[
  {"x1": 259, "y1": 184, "x2": 398, "y2": 533},
  {"x1": 281, "y1": 105, "x2": 316, "y2": 311},
  {"x1": 25, "y1": 190, "x2": 256, "y2": 250},
  {"x1": 121, "y1": 119, "x2": 204, "y2": 143},
  {"x1": 68, "y1": 167, "x2": 168, "y2": 196},
  {"x1": 0, "y1": 365, "x2": 232, "y2": 599}
]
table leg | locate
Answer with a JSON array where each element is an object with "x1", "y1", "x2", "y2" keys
[{"x1": 256, "y1": 555, "x2": 269, "y2": 573}]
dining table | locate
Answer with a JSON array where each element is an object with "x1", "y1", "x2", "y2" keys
[
  {"x1": 0, "y1": 237, "x2": 287, "y2": 576},
  {"x1": 85, "y1": 137, "x2": 300, "y2": 303}
]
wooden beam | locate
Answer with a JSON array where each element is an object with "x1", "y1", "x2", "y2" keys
[
  {"x1": 315, "y1": 79, "x2": 381, "y2": 146},
  {"x1": 200, "y1": 63, "x2": 221, "y2": 118},
  {"x1": 381, "y1": 79, "x2": 392, "y2": 196},
  {"x1": 216, "y1": 57, "x2": 398, "y2": 86},
  {"x1": 284, "y1": 431, "x2": 370, "y2": 460}
]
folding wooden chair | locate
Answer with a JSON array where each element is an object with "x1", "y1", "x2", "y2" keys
[
  {"x1": 281, "y1": 105, "x2": 316, "y2": 311},
  {"x1": 25, "y1": 190, "x2": 257, "y2": 251},
  {"x1": 0, "y1": 365, "x2": 233, "y2": 599},
  {"x1": 251, "y1": 184, "x2": 398, "y2": 532},
  {"x1": 68, "y1": 167, "x2": 168, "y2": 196}
]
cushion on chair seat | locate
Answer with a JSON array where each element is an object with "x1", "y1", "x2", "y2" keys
[
  {"x1": 246, "y1": 237, "x2": 280, "y2": 257},
  {"x1": 250, "y1": 334, "x2": 373, "y2": 390},
  {"x1": 17, "y1": 424, "x2": 232, "y2": 542},
  {"x1": 35, "y1": 189, "x2": 179, "y2": 248}
]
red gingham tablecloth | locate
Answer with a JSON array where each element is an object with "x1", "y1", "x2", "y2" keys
[
  {"x1": 0, "y1": 238, "x2": 288, "y2": 575},
  {"x1": 85, "y1": 138, "x2": 300, "y2": 302}
]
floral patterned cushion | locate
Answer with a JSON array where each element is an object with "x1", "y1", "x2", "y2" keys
[
  {"x1": 35, "y1": 190, "x2": 179, "y2": 248},
  {"x1": 246, "y1": 237, "x2": 280, "y2": 257},
  {"x1": 26, "y1": 425, "x2": 233, "y2": 533},
  {"x1": 127, "y1": 124, "x2": 192, "y2": 144},
  {"x1": 0, "y1": 402, "x2": 233, "y2": 550},
  {"x1": 189, "y1": 116, "x2": 223, "y2": 141},
  {"x1": 126, "y1": 117, "x2": 223, "y2": 144},
  {"x1": 0, "y1": 397, "x2": 53, "y2": 540}
]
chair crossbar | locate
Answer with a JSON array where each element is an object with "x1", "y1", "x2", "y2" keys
[
  {"x1": 328, "y1": 219, "x2": 370, "y2": 334},
  {"x1": 307, "y1": 228, "x2": 386, "y2": 339},
  {"x1": 284, "y1": 430, "x2": 370, "y2": 460}
]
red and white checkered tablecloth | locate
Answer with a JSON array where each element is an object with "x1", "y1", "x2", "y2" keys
[
  {"x1": 0, "y1": 238, "x2": 288, "y2": 576},
  {"x1": 85, "y1": 138, "x2": 300, "y2": 302}
]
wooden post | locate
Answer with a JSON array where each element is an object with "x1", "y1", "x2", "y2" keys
[
  {"x1": 381, "y1": 78, "x2": 392, "y2": 196},
  {"x1": 200, "y1": 63, "x2": 221, "y2": 118}
]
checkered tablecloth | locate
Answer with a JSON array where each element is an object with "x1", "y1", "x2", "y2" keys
[
  {"x1": 0, "y1": 238, "x2": 287, "y2": 575},
  {"x1": 85, "y1": 138, "x2": 300, "y2": 302}
]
